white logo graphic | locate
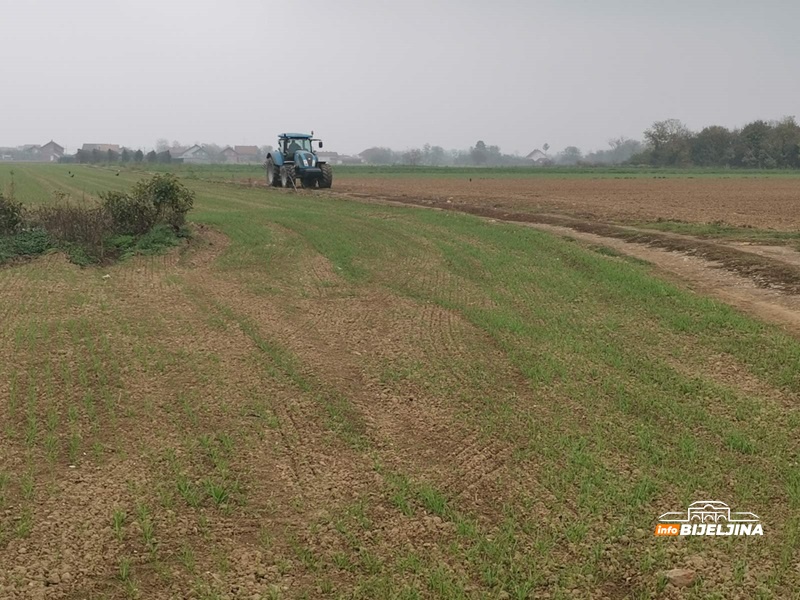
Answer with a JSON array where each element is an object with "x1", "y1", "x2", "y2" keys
[{"x1": 655, "y1": 500, "x2": 763, "y2": 536}]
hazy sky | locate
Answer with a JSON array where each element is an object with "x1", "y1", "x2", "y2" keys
[{"x1": 2, "y1": 0, "x2": 798, "y2": 155}]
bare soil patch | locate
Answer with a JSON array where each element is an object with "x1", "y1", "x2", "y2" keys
[{"x1": 336, "y1": 175, "x2": 800, "y2": 230}]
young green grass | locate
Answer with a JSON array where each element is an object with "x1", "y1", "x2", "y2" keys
[
  {"x1": 0, "y1": 472, "x2": 8, "y2": 507},
  {"x1": 179, "y1": 542, "x2": 196, "y2": 573},
  {"x1": 5, "y1": 164, "x2": 800, "y2": 597},
  {"x1": 203, "y1": 479, "x2": 231, "y2": 508},
  {"x1": 135, "y1": 503, "x2": 156, "y2": 552},
  {"x1": 176, "y1": 475, "x2": 202, "y2": 508},
  {"x1": 636, "y1": 218, "x2": 800, "y2": 244},
  {"x1": 112, "y1": 509, "x2": 127, "y2": 541}
]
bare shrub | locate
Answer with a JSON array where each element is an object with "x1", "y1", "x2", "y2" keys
[
  {"x1": 0, "y1": 192, "x2": 24, "y2": 235},
  {"x1": 2, "y1": 173, "x2": 194, "y2": 266},
  {"x1": 32, "y1": 200, "x2": 113, "y2": 263}
]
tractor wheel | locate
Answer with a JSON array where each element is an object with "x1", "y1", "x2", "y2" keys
[
  {"x1": 280, "y1": 164, "x2": 296, "y2": 188},
  {"x1": 266, "y1": 158, "x2": 280, "y2": 187},
  {"x1": 319, "y1": 163, "x2": 333, "y2": 189}
]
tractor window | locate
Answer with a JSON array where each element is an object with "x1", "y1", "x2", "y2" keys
[{"x1": 284, "y1": 138, "x2": 312, "y2": 153}]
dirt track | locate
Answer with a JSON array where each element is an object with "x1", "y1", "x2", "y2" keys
[{"x1": 332, "y1": 176, "x2": 800, "y2": 336}]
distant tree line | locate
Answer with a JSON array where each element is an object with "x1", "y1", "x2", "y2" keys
[
  {"x1": 554, "y1": 138, "x2": 645, "y2": 166},
  {"x1": 69, "y1": 148, "x2": 149, "y2": 164},
  {"x1": 361, "y1": 139, "x2": 646, "y2": 167},
  {"x1": 61, "y1": 140, "x2": 274, "y2": 165},
  {"x1": 359, "y1": 142, "x2": 532, "y2": 167},
  {"x1": 630, "y1": 117, "x2": 800, "y2": 168},
  {"x1": 360, "y1": 116, "x2": 800, "y2": 170}
]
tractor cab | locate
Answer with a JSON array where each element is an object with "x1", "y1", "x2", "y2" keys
[{"x1": 282, "y1": 136, "x2": 313, "y2": 156}]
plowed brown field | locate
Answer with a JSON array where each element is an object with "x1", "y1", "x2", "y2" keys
[{"x1": 336, "y1": 176, "x2": 800, "y2": 229}]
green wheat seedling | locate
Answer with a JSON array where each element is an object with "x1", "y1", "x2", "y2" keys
[
  {"x1": 179, "y1": 542, "x2": 196, "y2": 572},
  {"x1": 0, "y1": 472, "x2": 9, "y2": 507},
  {"x1": 20, "y1": 472, "x2": 34, "y2": 501},
  {"x1": 179, "y1": 393, "x2": 199, "y2": 427},
  {"x1": 92, "y1": 441, "x2": 104, "y2": 461},
  {"x1": 83, "y1": 391, "x2": 98, "y2": 429},
  {"x1": 24, "y1": 412, "x2": 38, "y2": 448},
  {"x1": 119, "y1": 556, "x2": 139, "y2": 596},
  {"x1": 45, "y1": 405, "x2": 58, "y2": 432},
  {"x1": 204, "y1": 479, "x2": 230, "y2": 507},
  {"x1": 8, "y1": 372, "x2": 19, "y2": 415},
  {"x1": 136, "y1": 503, "x2": 156, "y2": 552},
  {"x1": 44, "y1": 433, "x2": 59, "y2": 462},
  {"x1": 68, "y1": 433, "x2": 81, "y2": 463},
  {"x1": 118, "y1": 557, "x2": 132, "y2": 581},
  {"x1": 177, "y1": 475, "x2": 203, "y2": 508},
  {"x1": 112, "y1": 509, "x2": 127, "y2": 541},
  {"x1": 77, "y1": 358, "x2": 89, "y2": 389},
  {"x1": 157, "y1": 483, "x2": 175, "y2": 509},
  {"x1": 417, "y1": 483, "x2": 450, "y2": 518},
  {"x1": 15, "y1": 509, "x2": 33, "y2": 538}
]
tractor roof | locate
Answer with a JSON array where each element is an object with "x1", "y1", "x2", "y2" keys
[{"x1": 279, "y1": 133, "x2": 312, "y2": 139}]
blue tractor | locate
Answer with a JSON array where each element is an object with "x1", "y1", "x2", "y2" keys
[{"x1": 264, "y1": 133, "x2": 333, "y2": 189}]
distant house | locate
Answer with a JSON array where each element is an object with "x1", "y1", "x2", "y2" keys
[
  {"x1": 317, "y1": 151, "x2": 340, "y2": 164},
  {"x1": 171, "y1": 145, "x2": 211, "y2": 164},
  {"x1": 168, "y1": 147, "x2": 188, "y2": 160},
  {"x1": 220, "y1": 146, "x2": 238, "y2": 164},
  {"x1": 234, "y1": 145, "x2": 260, "y2": 164},
  {"x1": 10, "y1": 142, "x2": 64, "y2": 162},
  {"x1": 40, "y1": 140, "x2": 65, "y2": 162},
  {"x1": 317, "y1": 151, "x2": 363, "y2": 165},
  {"x1": 526, "y1": 149, "x2": 549, "y2": 165}
]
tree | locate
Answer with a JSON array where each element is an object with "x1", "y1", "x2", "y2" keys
[
  {"x1": 691, "y1": 125, "x2": 734, "y2": 167},
  {"x1": 470, "y1": 140, "x2": 487, "y2": 166},
  {"x1": 557, "y1": 146, "x2": 582, "y2": 165},
  {"x1": 767, "y1": 116, "x2": 800, "y2": 168},
  {"x1": 644, "y1": 119, "x2": 692, "y2": 166},
  {"x1": 121, "y1": 148, "x2": 131, "y2": 163},
  {"x1": 359, "y1": 147, "x2": 395, "y2": 165},
  {"x1": 146, "y1": 150, "x2": 158, "y2": 163},
  {"x1": 402, "y1": 148, "x2": 422, "y2": 166},
  {"x1": 428, "y1": 145, "x2": 446, "y2": 166},
  {"x1": 735, "y1": 120, "x2": 772, "y2": 167},
  {"x1": 134, "y1": 149, "x2": 144, "y2": 163},
  {"x1": 201, "y1": 144, "x2": 223, "y2": 163},
  {"x1": 604, "y1": 137, "x2": 643, "y2": 164},
  {"x1": 156, "y1": 139, "x2": 170, "y2": 153}
]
